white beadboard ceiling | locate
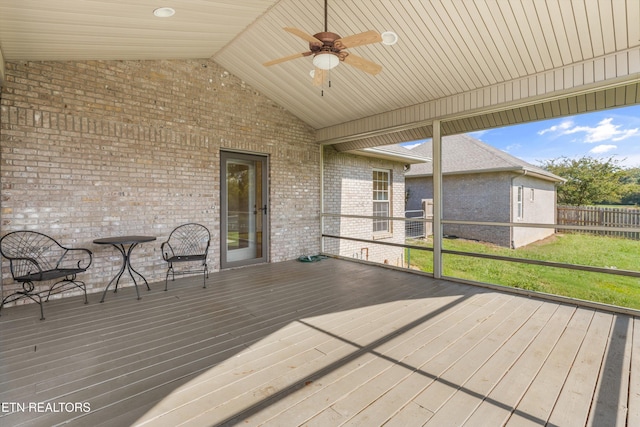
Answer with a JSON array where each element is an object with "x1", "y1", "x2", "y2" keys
[{"x1": 1, "y1": 0, "x2": 639, "y2": 148}]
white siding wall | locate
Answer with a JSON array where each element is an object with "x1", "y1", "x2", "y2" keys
[{"x1": 512, "y1": 175, "x2": 558, "y2": 248}]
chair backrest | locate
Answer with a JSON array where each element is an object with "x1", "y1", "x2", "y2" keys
[
  {"x1": 167, "y1": 223, "x2": 211, "y2": 256},
  {"x1": 0, "y1": 231, "x2": 65, "y2": 277}
]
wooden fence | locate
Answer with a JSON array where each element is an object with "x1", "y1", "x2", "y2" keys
[{"x1": 557, "y1": 205, "x2": 640, "y2": 239}]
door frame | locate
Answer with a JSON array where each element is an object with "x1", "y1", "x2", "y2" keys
[{"x1": 220, "y1": 150, "x2": 269, "y2": 269}]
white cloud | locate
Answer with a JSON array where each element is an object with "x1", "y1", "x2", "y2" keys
[
  {"x1": 504, "y1": 143, "x2": 521, "y2": 152},
  {"x1": 566, "y1": 118, "x2": 639, "y2": 143},
  {"x1": 541, "y1": 117, "x2": 639, "y2": 143},
  {"x1": 589, "y1": 144, "x2": 617, "y2": 154},
  {"x1": 613, "y1": 129, "x2": 640, "y2": 141},
  {"x1": 538, "y1": 120, "x2": 574, "y2": 135}
]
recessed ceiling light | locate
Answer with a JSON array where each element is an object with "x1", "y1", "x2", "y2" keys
[
  {"x1": 153, "y1": 7, "x2": 175, "y2": 18},
  {"x1": 381, "y1": 31, "x2": 399, "y2": 46}
]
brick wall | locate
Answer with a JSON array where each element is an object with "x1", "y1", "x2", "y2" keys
[
  {"x1": 0, "y1": 59, "x2": 320, "y2": 303},
  {"x1": 322, "y1": 146, "x2": 406, "y2": 266},
  {"x1": 406, "y1": 172, "x2": 512, "y2": 246},
  {"x1": 406, "y1": 171, "x2": 558, "y2": 248}
]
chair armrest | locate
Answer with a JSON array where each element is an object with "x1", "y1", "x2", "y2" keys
[
  {"x1": 57, "y1": 247, "x2": 93, "y2": 270},
  {"x1": 161, "y1": 241, "x2": 174, "y2": 261}
]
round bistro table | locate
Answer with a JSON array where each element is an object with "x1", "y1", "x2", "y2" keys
[{"x1": 93, "y1": 235, "x2": 156, "y2": 302}]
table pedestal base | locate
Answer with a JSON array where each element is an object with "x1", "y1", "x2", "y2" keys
[{"x1": 100, "y1": 242, "x2": 151, "y2": 303}]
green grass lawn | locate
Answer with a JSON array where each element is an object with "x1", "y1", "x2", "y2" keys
[{"x1": 406, "y1": 233, "x2": 640, "y2": 310}]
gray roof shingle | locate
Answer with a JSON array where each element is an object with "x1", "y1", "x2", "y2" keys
[{"x1": 405, "y1": 134, "x2": 563, "y2": 182}]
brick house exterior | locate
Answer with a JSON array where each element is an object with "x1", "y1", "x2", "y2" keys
[
  {"x1": 322, "y1": 145, "x2": 425, "y2": 266},
  {"x1": 405, "y1": 134, "x2": 563, "y2": 248},
  {"x1": 0, "y1": 59, "x2": 324, "y2": 302},
  {"x1": 0, "y1": 59, "x2": 426, "y2": 304}
]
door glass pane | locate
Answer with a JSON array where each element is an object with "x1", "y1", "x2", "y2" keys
[
  {"x1": 223, "y1": 154, "x2": 266, "y2": 266},
  {"x1": 227, "y1": 161, "x2": 252, "y2": 252},
  {"x1": 227, "y1": 160, "x2": 256, "y2": 261}
]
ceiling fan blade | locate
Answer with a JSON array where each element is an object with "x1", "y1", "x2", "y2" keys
[
  {"x1": 342, "y1": 53, "x2": 383, "y2": 75},
  {"x1": 263, "y1": 51, "x2": 311, "y2": 67},
  {"x1": 334, "y1": 30, "x2": 382, "y2": 49},
  {"x1": 283, "y1": 27, "x2": 323, "y2": 45},
  {"x1": 312, "y1": 68, "x2": 326, "y2": 86}
]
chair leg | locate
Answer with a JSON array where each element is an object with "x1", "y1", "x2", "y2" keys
[
  {"x1": 45, "y1": 279, "x2": 89, "y2": 304},
  {"x1": 23, "y1": 292, "x2": 45, "y2": 320},
  {"x1": 165, "y1": 266, "x2": 173, "y2": 291},
  {"x1": 79, "y1": 281, "x2": 88, "y2": 304},
  {"x1": 37, "y1": 294, "x2": 45, "y2": 320},
  {"x1": 1, "y1": 291, "x2": 45, "y2": 320},
  {"x1": 45, "y1": 280, "x2": 63, "y2": 302},
  {"x1": 203, "y1": 265, "x2": 208, "y2": 288},
  {"x1": 0, "y1": 295, "x2": 7, "y2": 317}
]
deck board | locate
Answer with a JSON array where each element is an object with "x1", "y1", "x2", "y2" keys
[
  {"x1": 379, "y1": 296, "x2": 541, "y2": 425},
  {"x1": 504, "y1": 308, "x2": 595, "y2": 426},
  {"x1": 0, "y1": 258, "x2": 638, "y2": 426},
  {"x1": 262, "y1": 294, "x2": 497, "y2": 425},
  {"x1": 463, "y1": 303, "x2": 578, "y2": 426},
  {"x1": 547, "y1": 311, "x2": 614, "y2": 427},
  {"x1": 588, "y1": 314, "x2": 633, "y2": 427},
  {"x1": 419, "y1": 300, "x2": 562, "y2": 426}
]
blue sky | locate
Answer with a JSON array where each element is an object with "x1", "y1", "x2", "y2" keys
[{"x1": 404, "y1": 104, "x2": 640, "y2": 168}]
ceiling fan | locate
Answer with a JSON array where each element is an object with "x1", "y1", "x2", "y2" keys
[{"x1": 263, "y1": 0, "x2": 384, "y2": 86}]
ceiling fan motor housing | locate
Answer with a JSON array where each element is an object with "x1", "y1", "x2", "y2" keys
[{"x1": 311, "y1": 32, "x2": 348, "y2": 61}]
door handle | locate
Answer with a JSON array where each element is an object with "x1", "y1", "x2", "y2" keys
[{"x1": 258, "y1": 205, "x2": 267, "y2": 215}]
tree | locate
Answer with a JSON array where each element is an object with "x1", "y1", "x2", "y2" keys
[
  {"x1": 540, "y1": 156, "x2": 624, "y2": 206},
  {"x1": 619, "y1": 167, "x2": 640, "y2": 205}
]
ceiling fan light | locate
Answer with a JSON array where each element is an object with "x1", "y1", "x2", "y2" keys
[
  {"x1": 381, "y1": 31, "x2": 399, "y2": 46},
  {"x1": 313, "y1": 53, "x2": 340, "y2": 70}
]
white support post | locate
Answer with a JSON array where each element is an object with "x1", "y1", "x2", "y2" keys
[
  {"x1": 320, "y1": 144, "x2": 325, "y2": 254},
  {"x1": 432, "y1": 120, "x2": 443, "y2": 278}
]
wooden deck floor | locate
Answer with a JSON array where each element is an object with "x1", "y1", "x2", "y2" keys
[{"x1": 1, "y1": 258, "x2": 639, "y2": 426}]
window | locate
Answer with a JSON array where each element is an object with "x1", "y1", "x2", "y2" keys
[
  {"x1": 516, "y1": 185, "x2": 524, "y2": 219},
  {"x1": 373, "y1": 170, "x2": 390, "y2": 233}
]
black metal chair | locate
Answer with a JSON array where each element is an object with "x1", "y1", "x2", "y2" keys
[
  {"x1": 161, "y1": 223, "x2": 210, "y2": 291},
  {"x1": 0, "y1": 231, "x2": 92, "y2": 320}
]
